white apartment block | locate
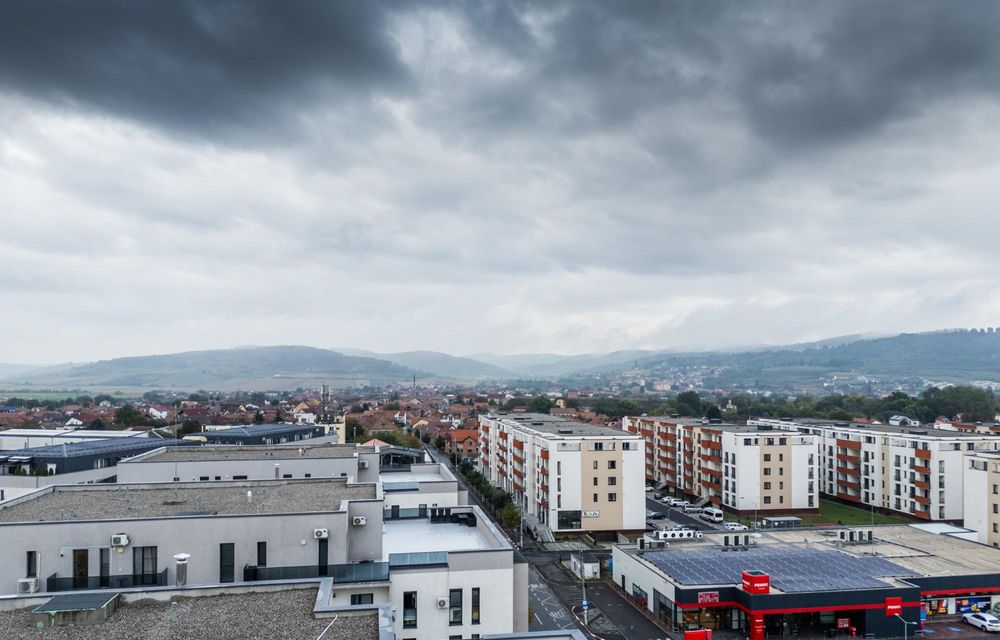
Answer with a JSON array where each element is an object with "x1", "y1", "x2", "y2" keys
[
  {"x1": 622, "y1": 417, "x2": 819, "y2": 514},
  {"x1": 751, "y1": 418, "x2": 1000, "y2": 521},
  {"x1": 478, "y1": 413, "x2": 646, "y2": 534}
]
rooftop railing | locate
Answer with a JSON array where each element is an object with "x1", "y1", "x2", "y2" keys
[{"x1": 45, "y1": 569, "x2": 168, "y2": 592}]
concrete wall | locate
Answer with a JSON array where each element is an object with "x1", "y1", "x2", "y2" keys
[
  {"x1": 117, "y1": 455, "x2": 364, "y2": 484},
  {"x1": 963, "y1": 456, "x2": 989, "y2": 544}
]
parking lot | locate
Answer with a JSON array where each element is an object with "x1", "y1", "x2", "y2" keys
[{"x1": 644, "y1": 491, "x2": 740, "y2": 532}]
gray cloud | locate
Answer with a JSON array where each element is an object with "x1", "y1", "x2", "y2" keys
[{"x1": 1, "y1": 1, "x2": 999, "y2": 362}]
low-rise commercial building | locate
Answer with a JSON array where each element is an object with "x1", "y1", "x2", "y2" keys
[
  {"x1": 622, "y1": 417, "x2": 820, "y2": 514},
  {"x1": 0, "y1": 428, "x2": 148, "y2": 450},
  {"x1": 0, "y1": 472, "x2": 526, "y2": 638},
  {"x1": 751, "y1": 418, "x2": 1000, "y2": 521},
  {"x1": 614, "y1": 524, "x2": 1000, "y2": 639},
  {"x1": 0, "y1": 438, "x2": 193, "y2": 503},
  {"x1": 198, "y1": 423, "x2": 325, "y2": 445},
  {"x1": 479, "y1": 413, "x2": 645, "y2": 535}
]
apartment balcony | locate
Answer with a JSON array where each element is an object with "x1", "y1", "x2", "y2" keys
[
  {"x1": 912, "y1": 509, "x2": 931, "y2": 520},
  {"x1": 701, "y1": 480, "x2": 721, "y2": 492},
  {"x1": 481, "y1": 425, "x2": 489, "y2": 433},
  {"x1": 512, "y1": 440, "x2": 524, "y2": 450},
  {"x1": 838, "y1": 479, "x2": 861, "y2": 492},
  {"x1": 512, "y1": 454, "x2": 523, "y2": 465},
  {"x1": 836, "y1": 465, "x2": 860, "y2": 477},
  {"x1": 46, "y1": 569, "x2": 169, "y2": 593},
  {"x1": 540, "y1": 449, "x2": 549, "y2": 460},
  {"x1": 914, "y1": 448, "x2": 932, "y2": 461},
  {"x1": 913, "y1": 464, "x2": 930, "y2": 475},
  {"x1": 512, "y1": 467, "x2": 523, "y2": 478},
  {"x1": 836, "y1": 438, "x2": 862, "y2": 451},
  {"x1": 913, "y1": 479, "x2": 930, "y2": 490},
  {"x1": 700, "y1": 440, "x2": 722, "y2": 451},
  {"x1": 836, "y1": 453, "x2": 861, "y2": 465},
  {"x1": 243, "y1": 561, "x2": 390, "y2": 584},
  {"x1": 836, "y1": 491, "x2": 861, "y2": 503},
  {"x1": 641, "y1": 429, "x2": 653, "y2": 438},
  {"x1": 914, "y1": 494, "x2": 931, "y2": 506},
  {"x1": 662, "y1": 433, "x2": 677, "y2": 441},
  {"x1": 700, "y1": 453, "x2": 722, "y2": 463}
]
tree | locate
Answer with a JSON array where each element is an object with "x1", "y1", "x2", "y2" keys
[
  {"x1": 114, "y1": 404, "x2": 147, "y2": 429},
  {"x1": 434, "y1": 436, "x2": 446, "y2": 451},
  {"x1": 500, "y1": 503, "x2": 521, "y2": 529},
  {"x1": 177, "y1": 420, "x2": 202, "y2": 436},
  {"x1": 345, "y1": 418, "x2": 365, "y2": 442},
  {"x1": 675, "y1": 391, "x2": 703, "y2": 416},
  {"x1": 527, "y1": 395, "x2": 554, "y2": 414},
  {"x1": 88, "y1": 418, "x2": 106, "y2": 430},
  {"x1": 705, "y1": 404, "x2": 722, "y2": 420}
]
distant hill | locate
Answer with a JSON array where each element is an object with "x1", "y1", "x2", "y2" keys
[
  {"x1": 0, "y1": 363, "x2": 42, "y2": 379},
  {"x1": 470, "y1": 350, "x2": 663, "y2": 378},
  {"x1": 582, "y1": 329, "x2": 1000, "y2": 388},
  {"x1": 334, "y1": 349, "x2": 516, "y2": 380},
  {"x1": 0, "y1": 346, "x2": 425, "y2": 391}
]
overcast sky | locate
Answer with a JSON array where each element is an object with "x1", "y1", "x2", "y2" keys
[{"x1": 2, "y1": 1, "x2": 1000, "y2": 364}]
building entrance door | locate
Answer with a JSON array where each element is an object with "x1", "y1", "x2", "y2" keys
[{"x1": 73, "y1": 549, "x2": 89, "y2": 589}]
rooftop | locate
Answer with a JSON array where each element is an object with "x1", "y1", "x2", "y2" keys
[
  {"x1": 628, "y1": 525, "x2": 1000, "y2": 593},
  {"x1": 764, "y1": 417, "x2": 998, "y2": 439},
  {"x1": 128, "y1": 444, "x2": 362, "y2": 463},
  {"x1": 1, "y1": 587, "x2": 379, "y2": 640},
  {"x1": 381, "y1": 515, "x2": 502, "y2": 560},
  {"x1": 1, "y1": 439, "x2": 189, "y2": 461},
  {"x1": 0, "y1": 479, "x2": 376, "y2": 523},
  {"x1": 202, "y1": 423, "x2": 321, "y2": 438},
  {"x1": 495, "y1": 413, "x2": 637, "y2": 438}
]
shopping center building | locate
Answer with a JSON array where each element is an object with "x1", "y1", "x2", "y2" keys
[{"x1": 614, "y1": 524, "x2": 1000, "y2": 639}]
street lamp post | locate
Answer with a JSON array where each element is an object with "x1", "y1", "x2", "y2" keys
[{"x1": 582, "y1": 566, "x2": 588, "y2": 626}]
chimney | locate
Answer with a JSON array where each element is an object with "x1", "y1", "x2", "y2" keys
[
  {"x1": 246, "y1": 490, "x2": 253, "y2": 504},
  {"x1": 174, "y1": 553, "x2": 191, "y2": 586},
  {"x1": 274, "y1": 463, "x2": 280, "y2": 479}
]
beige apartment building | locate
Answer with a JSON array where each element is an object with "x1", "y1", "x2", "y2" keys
[
  {"x1": 621, "y1": 416, "x2": 819, "y2": 514},
  {"x1": 478, "y1": 414, "x2": 646, "y2": 535},
  {"x1": 751, "y1": 418, "x2": 1000, "y2": 521}
]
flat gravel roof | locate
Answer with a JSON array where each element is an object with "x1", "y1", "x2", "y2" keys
[
  {"x1": 3, "y1": 588, "x2": 379, "y2": 640},
  {"x1": 134, "y1": 444, "x2": 362, "y2": 463},
  {"x1": 0, "y1": 479, "x2": 376, "y2": 523}
]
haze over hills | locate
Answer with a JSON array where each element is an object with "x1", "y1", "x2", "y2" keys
[
  {"x1": 0, "y1": 330, "x2": 997, "y2": 393},
  {"x1": 0, "y1": 346, "x2": 426, "y2": 392},
  {"x1": 333, "y1": 349, "x2": 516, "y2": 381}
]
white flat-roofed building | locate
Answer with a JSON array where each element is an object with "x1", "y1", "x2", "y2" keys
[
  {"x1": 622, "y1": 416, "x2": 819, "y2": 514},
  {"x1": 0, "y1": 429, "x2": 147, "y2": 451},
  {"x1": 0, "y1": 460, "x2": 527, "y2": 638},
  {"x1": 479, "y1": 413, "x2": 645, "y2": 535},
  {"x1": 750, "y1": 417, "x2": 1000, "y2": 521},
  {"x1": 116, "y1": 444, "x2": 380, "y2": 484}
]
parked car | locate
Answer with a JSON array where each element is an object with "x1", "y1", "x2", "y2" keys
[
  {"x1": 682, "y1": 504, "x2": 703, "y2": 514},
  {"x1": 724, "y1": 522, "x2": 749, "y2": 531},
  {"x1": 963, "y1": 612, "x2": 1000, "y2": 632},
  {"x1": 648, "y1": 512, "x2": 668, "y2": 520},
  {"x1": 671, "y1": 500, "x2": 691, "y2": 509}
]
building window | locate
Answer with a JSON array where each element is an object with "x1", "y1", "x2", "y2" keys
[
  {"x1": 219, "y1": 543, "x2": 235, "y2": 583},
  {"x1": 593, "y1": 477, "x2": 598, "y2": 486},
  {"x1": 763, "y1": 468, "x2": 771, "y2": 476},
  {"x1": 593, "y1": 442, "x2": 604, "y2": 451},
  {"x1": 608, "y1": 493, "x2": 617, "y2": 502},
  {"x1": 233, "y1": 475, "x2": 247, "y2": 480},
  {"x1": 403, "y1": 592, "x2": 417, "y2": 628},
  {"x1": 763, "y1": 454, "x2": 771, "y2": 462},
  {"x1": 994, "y1": 523, "x2": 998, "y2": 533},
  {"x1": 763, "y1": 482, "x2": 771, "y2": 490},
  {"x1": 763, "y1": 496, "x2": 772, "y2": 505},
  {"x1": 133, "y1": 546, "x2": 158, "y2": 585},
  {"x1": 257, "y1": 542, "x2": 267, "y2": 567},
  {"x1": 994, "y1": 504, "x2": 998, "y2": 515},
  {"x1": 199, "y1": 476, "x2": 209, "y2": 481},
  {"x1": 26, "y1": 551, "x2": 37, "y2": 578},
  {"x1": 472, "y1": 587, "x2": 480, "y2": 624},
  {"x1": 449, "y1": 589, "x2": 463, "y2": 625},
  {"x1": 351, "y1": 593, "x2": 374, "y2": 605},
  {"x1": 557, "y1": 461, "x2": 561, "y2": 475},
  {"x1": 608, "y1": 477, "x2": 617, "y2": 486},
  {"x1": 593, "y1": 460, "x2": 598, "y2": 469},
  {"x1": 593, "y1": 493, "x2": 598, "y2": 502},
  {"x1": 608, "y1": 460, "x2": 616, "y2": 469},
  {"x1": 779, "y1": 453, "x2": 784, "y2": 462}
]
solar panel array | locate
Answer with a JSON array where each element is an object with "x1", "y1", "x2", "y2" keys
[{"x1": 644, "y1": 546, "x2": 917, "y2": 593}]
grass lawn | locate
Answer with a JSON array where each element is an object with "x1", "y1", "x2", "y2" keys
[{"x1": 733, "y1": 499, "x2": 908, "y2": 527}]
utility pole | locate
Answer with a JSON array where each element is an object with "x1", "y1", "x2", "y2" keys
[{"x1": 581, "y1": 563, "x2": 588, "y2": 626}]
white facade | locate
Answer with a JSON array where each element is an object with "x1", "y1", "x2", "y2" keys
[{"x1": 479, "y1": 414, "x2": 645, "y2": 533}]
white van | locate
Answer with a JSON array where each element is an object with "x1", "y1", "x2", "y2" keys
[
  {"x1": 700, "y1": 507, "x2": 724, "y2": 523},
  {"x1": 682, "y1": 504, "x2": 703, "y2": 514}
]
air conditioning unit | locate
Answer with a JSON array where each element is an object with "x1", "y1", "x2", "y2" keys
[
  {"x1": 111, "y1": 533, "x2": 130, "y2": 548},
  {"x1": 17, "y1": 578, "x2": 39, "y2": 594},
  {"x1": 314, "y1": 528, "x2": 329, "y2": 539},
  {"x1": 352, "y1": 516, "x2": 367, "y2": 526},
  {"x1": 437, "y1": 597, "x2": 449, "y2": 609},
  {"x1": 358, "y1": 460, "x2": 369, "y2": 469}
]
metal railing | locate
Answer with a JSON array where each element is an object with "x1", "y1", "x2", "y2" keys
[
  {"x1": 46, "y1": 569, "x2": 168, "y2": 592},
  {"x1": 243, "y1": 561, "x2": 389, "y2": 584}
]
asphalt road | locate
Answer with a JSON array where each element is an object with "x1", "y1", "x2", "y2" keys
[
  {"x1": 528, "y1": 565, "x2": 585, "y2": 633},
  {"x1": 645, "y1": 495, "x2": 723, "y2": 530}
]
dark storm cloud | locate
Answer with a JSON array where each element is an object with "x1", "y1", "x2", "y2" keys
[{"x1": 0, "y1": 0, "x2": 409, "y2": 141}]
